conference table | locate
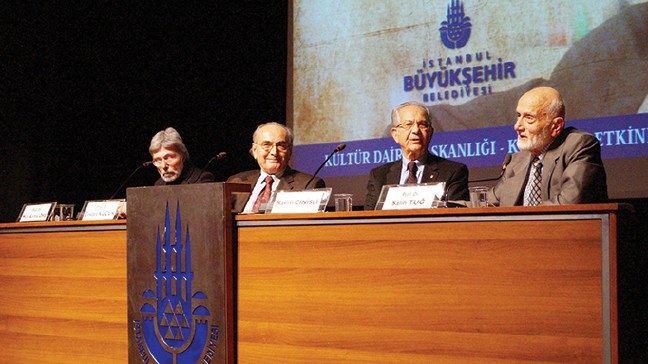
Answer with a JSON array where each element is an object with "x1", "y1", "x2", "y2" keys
[{"x1": 0, "y1": 204, "x2": 623, "y2": 363}]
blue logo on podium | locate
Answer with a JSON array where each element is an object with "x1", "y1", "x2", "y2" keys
[
  {"x1": 439, "y1": 0, "x2": 471, "y2": 49},
  {"x1": 139, "y1": 201, "x2": 212, "y2": 363}
]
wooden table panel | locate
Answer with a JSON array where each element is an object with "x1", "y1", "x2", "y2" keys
[
  {"x1": 236, "y1": 208, "x2": 613, "y2": 363},
  {"x1": 0, "y1": 221, "x2": 127, "y2": 363},
  {"x1": 0, "y1": 205, "x2": 620, "y2": 363}
]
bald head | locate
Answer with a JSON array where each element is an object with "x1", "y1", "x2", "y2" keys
[
  {"x1": 514, "y1": 87, "x2": 566, "y2": 155},
  {"x1": 519, "y1": 87, "x2": 565, "y2": 120}
]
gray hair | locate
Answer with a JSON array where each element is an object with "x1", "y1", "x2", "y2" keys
[
  {"x1": 252, "y1": 122, "x2": 293, "y2": 144},
  {"x1": 390, "y1": 101, "x2": 431, "y2": 126},
  {"x1": 149, "y1": 127, "x2": 189, "y2": 161},
  {"x1": 544, "y1": 94, "x2": 566, "y2": 120}
]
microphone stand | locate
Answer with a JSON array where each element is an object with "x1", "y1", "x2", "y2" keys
[
  {"x1": 305, "y1": 144, "x2": 346, "y2": 188},
  {"x1": 469, "y1": 154, "x2": 512, "y2": 183},
  {"x1": 109, "y1": 161, "x2": 152, "y2": 199},
  {"x1": 198, "y1": 152, "x2": 227, "y2": 181}
]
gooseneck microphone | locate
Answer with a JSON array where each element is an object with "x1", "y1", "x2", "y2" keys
[
  {"x1": 198, "y1": 151, "x2": 227, "y2": 180},
  {"x1": 469, "y1": 153, "x2": 512, "y2": 183},
  {"x1": 305, "y1": 143, "x2": 346, "y2": 188},
  {"x1": 109, "y1": 161, "x2": 154, "y2": 199}
]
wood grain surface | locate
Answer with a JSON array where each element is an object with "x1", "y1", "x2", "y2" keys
[
  {"x1": 237, "y1": 213, "x2": 612, "y2": 363},
  {"x1": 0, "y1": 205, "x2": 619, "y2": 363},
  {"x1": 0, "y1": 222, "x2": 127, "y2": 363}
]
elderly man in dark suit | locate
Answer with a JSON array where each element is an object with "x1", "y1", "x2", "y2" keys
[
  {"x1": 227, "y1": 122, "x2": 325, "y2": 213},
  {"x1": 364, "y1": 101, "x2": 469, "y2": 210},
  {"x1": 488, "y1": 87, "x2": 608, "y2": 206}
]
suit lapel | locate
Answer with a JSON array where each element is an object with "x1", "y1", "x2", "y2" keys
[
  {"x1": 277, "y1": 167, "x2": 296, "y2": 190},
  {"x1": 421, "y1": 155, "x2": 439, "y2": 182},
  {"x1": 386, "y1": 162, "x2": 402, "y2": 185},
  {"x1": 246, "y1": 171, "x2": 261, "y2": 187},
  {"x1": 504, "y1": 153, "x2": 534, "y2": 206},
  {"x1": 542, "y1": 145, "x2": 561, "y2": 200},
  {"x1": 390, "y1": 156, "x2": 438, "y2": 184}
]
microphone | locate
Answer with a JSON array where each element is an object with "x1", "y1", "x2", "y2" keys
[
  {"x1": 305, "y1": 143, "x2": 346, "y2": 188},
  {"x1": 469, "y1": 153, "x2": 512, "y2": 183},
  {"x1": 198, "y1": 151, "x2": 227, "y2": 180},
  {"x1": 109, "y1": 161, "x2": 154, "y2": 199}
]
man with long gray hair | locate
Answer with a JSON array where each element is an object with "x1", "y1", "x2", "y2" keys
[{"x1": 149, "y1": 127, "x2": 214, "y2": 185}]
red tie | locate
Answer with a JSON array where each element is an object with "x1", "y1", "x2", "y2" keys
[{"x1": 252, "y1": 175, "x2": 274, "y2": 213}]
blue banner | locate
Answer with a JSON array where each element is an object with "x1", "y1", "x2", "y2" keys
[{"x1": 293, "y1": 113, "x2": 648, "y2": 177}]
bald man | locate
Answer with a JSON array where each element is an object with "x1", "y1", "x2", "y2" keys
[{"x1": 488, "y1": 87, "x2": 608, "y2": 206}]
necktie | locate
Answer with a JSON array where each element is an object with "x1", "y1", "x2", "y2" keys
[
  {"x1": 252, "y1": 176, "x2": 274, "y2": 213},
  {"x1": 406, "y1": 161, "x2": 418, "y2": 184},
  {"x1": 527, "y1": 157, "x2": 542, "y2": 206}
]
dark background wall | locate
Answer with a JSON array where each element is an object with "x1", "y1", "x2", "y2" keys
[{"x1": 1, "y1": 2, "x2": 288, "y2": 222}]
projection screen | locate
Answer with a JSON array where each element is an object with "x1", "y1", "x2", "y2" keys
[{"x1": 289, "y1": 0, "x2": 648, "y2": 205}]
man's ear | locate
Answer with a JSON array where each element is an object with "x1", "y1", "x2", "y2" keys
[
  {"x1": 390, "y1": 127, "x2": 399, "y2": 143},
  {"x1": 286, "y1": 146, "x2": 293, "y2": 162},
  {"x1": 550, "y1": 117, "x2": 564, "y2": 137}
]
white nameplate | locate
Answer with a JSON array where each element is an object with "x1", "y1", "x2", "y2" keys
[
  {"x1": 17, "y1": 202, "x2": 57, "y2": 222},
  {"x1": 380, "y1": 183, "x2": 446, "y2": 210},
  {"x1": 80, "y1": 200, "x2": 124, "y2": 221},
  {"x1": 267, "y1": 189, "x2": 332, "y2": 214}
]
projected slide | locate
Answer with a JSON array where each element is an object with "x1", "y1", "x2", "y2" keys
[{"x1": 290, "y1": 0, "x2": 648, "y2": 200}]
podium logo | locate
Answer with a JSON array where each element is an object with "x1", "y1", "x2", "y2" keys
[
  {"x1": 439, "y1": 0, "x2": 472, "y2": 49},
  {"x1": 138, "y1": 201, "x2": 215, "y2": 363}
]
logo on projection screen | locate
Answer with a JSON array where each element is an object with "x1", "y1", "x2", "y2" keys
[{"x1": 439, "y1": 0, "x2": 471, "y2": 49}]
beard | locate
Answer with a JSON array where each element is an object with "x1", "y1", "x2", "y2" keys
[
  {"x1": 517, "y1": 124, "x2": 552, "y2": 153},
  {"x1": 161, "y1": 173, "x2": 179, "y2": 182},
  {"x1": 160, "y1": 169, "x2": 181, "y2": 182}
]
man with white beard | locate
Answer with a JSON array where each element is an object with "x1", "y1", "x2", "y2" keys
[
  {"x1": 487, "y1": 87, "x2": 608, "y2": 206},
  {"x1": 149, "y1": 127, "x2": 214, "y2": 186}
]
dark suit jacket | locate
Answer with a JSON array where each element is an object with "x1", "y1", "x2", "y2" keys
[
  {"x1": 154, "y1": 163, "x2": 214, "y2": 186},
  {"x1": 364, "y1": 154, "x2": 469, "y2": 210},
  {"x1": 488, "y1": 127, "x2": 608, "y2": 206},
  {"x1": 226, "y1": 167, "x2": 325, "y2": 212}
]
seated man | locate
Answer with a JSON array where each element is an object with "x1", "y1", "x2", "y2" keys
[
  {"x1": 365, "y1": 101, "x2": 469, "y2": 210},
  {"x1": 149, "y1": 127, "x2": 215, "y2": 185},
  {"x1": 227, "y1": 122, "x2": 325, "y2": 213},
  {"x1": 488, "y1": 87, "x2": 608, "y2": 206}
]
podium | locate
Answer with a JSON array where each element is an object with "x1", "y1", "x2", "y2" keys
[{"x1": 126, "y1": 182, "x2": 249, "y2": 364}]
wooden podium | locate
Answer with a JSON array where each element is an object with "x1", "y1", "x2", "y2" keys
[
  {"x1": 235, "y1": 204, "x2": 623, "y2": 363},
  {"x1": 126, "y1": 182, "x2": 249, "y2": 364}
]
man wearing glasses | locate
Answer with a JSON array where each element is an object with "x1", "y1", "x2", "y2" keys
[
  {"x1": 150, "y1": 127, "x2": 215, "y2": 185},
  {"x1": 364, "y1": 102, "x2": 469, "y2": 210},
  {"x1": 227, "y1": 122, "x2": 325, "y2": 213}
]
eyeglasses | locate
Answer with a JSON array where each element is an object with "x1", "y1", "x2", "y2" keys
[
  {"x1": 396, "y1": 121, "x2": 431, "y2": 130},
  {"x1": 255, "y1": 142, "x2": 290, "y2": 152},
  {"x1": 152, "y1": 154, "x2": 180, "y2": 167}
]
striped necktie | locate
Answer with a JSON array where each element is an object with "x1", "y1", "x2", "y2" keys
[{"x1": 526, "y1": 157, "x2": 542, "y2": 206}]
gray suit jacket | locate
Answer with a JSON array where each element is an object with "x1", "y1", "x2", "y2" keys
[
  {"x1": 364, "y1": 153, "x2": 469, "y2": 210},
  {"x1": 488, "y1": 127, "x2": 608, "y2": 206},
  {"x1": 226, "y1": 167, "x2": 325, "y2": 212}
]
